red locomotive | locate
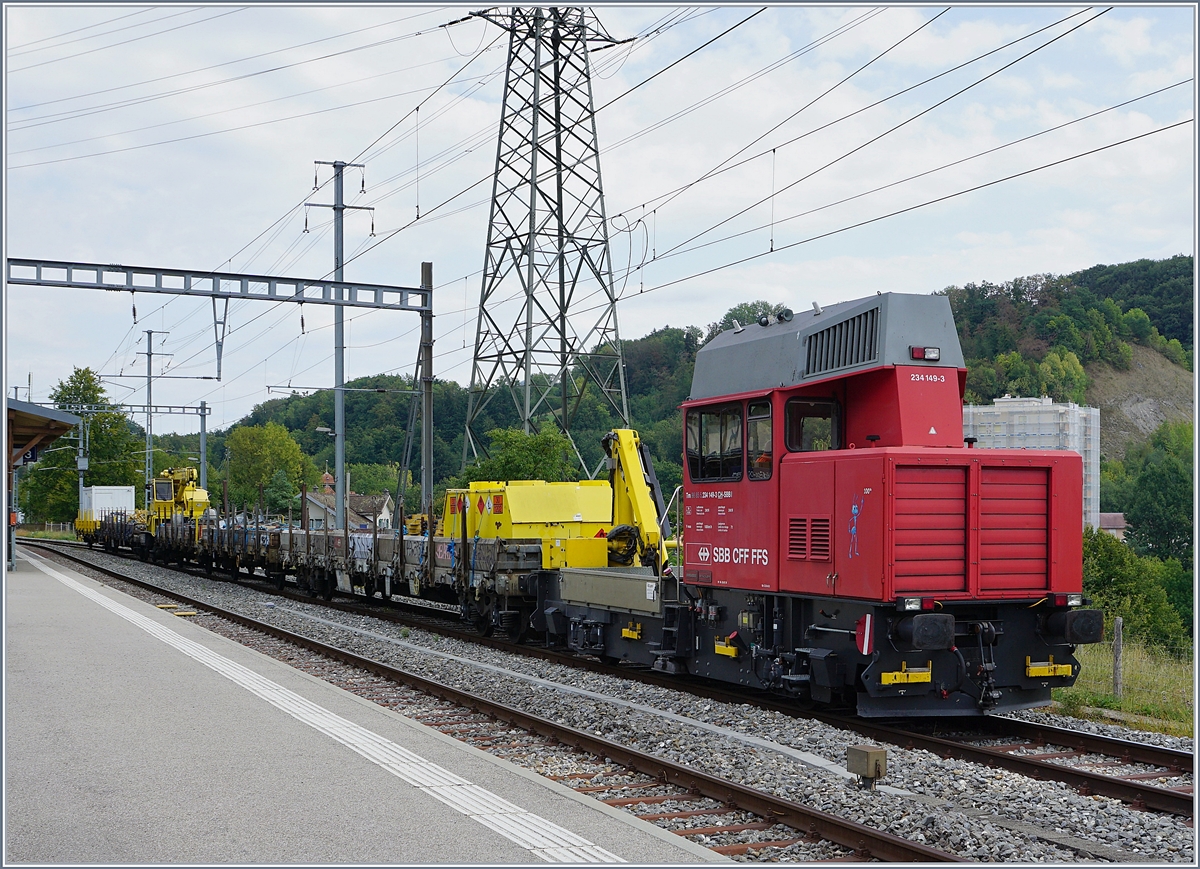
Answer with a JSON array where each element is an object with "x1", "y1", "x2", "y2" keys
[{"x1": 665, "y1": 291, "x2": 1103, "y2": 715}]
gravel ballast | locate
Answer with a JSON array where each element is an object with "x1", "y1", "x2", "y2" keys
[{"x1": 40, "y1": 546, "x2": 1196, "y2": 863}]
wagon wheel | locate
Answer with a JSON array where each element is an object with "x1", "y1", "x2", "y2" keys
[
  {"x1": 273, "y1": 570, "x2": 285, "y2": 591},
  {"x1": 462, "y1": 590, "x2": 495, "y2": 637},
  {"x1": 204, "y1": 557, "x2": 214, "y2": 578},
  {"x1": 321, "y1": 569, "x2": 335, "y2": 601},
  {"x1": 500, "y1": 607, "x2": 529, "y2": 643}
]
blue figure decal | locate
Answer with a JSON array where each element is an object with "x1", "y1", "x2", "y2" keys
[{"x1": 848, "y1": 493, "x2": 864, "y2": 558}]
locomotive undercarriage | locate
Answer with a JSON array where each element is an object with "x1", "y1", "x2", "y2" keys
[{"x1": 530, "y1": 581, "x2": 1100, "y2": 718}]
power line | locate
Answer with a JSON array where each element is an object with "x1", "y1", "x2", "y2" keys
[
  {"x1": 9, "y1": 84, "x2": 476, "y2": 170},
  {"x1": 324, "y1": 8, "x2": 882, "y2": 281},
  {"x1": 642, "y1": 78, "x2": 1194, "y2": 268},
  {"x1": 6, "y1": 9, "x2": 444, "y2": 114},
  {"x1": 608, "y1": 6, "x2": 1093, "y2": 223},
  {"x1": 650, "y1": 7, "x2": 949, "y2": 217},
  {"x1": 617, "y1": 120, "x2": 1193, "y2": 302},
  {"x1": 658, "y1": 7, "x2": 1112, "y2": 260},
  {"x1": 150, "y1": 32, "x2": 498, "y2": 371},
  {"x1": 593, "y1": 7, "x2": 766, "y2": 115},
  {"x1": 8, "y1": 8, "x2": 201, "y2": 57},
  {"x1": 9, "y1": 17, "x2": 446, "y2": 129},
  {"x1": 8, "y1": 8, "x2": 249, "y2": 73},
  {"x1": 600, "y1": 7, "x2": 885, "y2": 156},
  {"x1": 8, "y1": 7, "x2": 164, "y2": 52},
  {"x1": 10, "y1": 65, "x2": 485, "y2": 156},
  {"x1": 334, "y1": 8, "x2": 771, "y2": 277}
]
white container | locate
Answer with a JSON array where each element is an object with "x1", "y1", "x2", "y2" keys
[{"x1": 80, "y1": 485, "x2": 136, "y2": 518}]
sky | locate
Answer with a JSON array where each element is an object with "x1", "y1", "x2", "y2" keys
[{"x1": 3, "y1": 3, "x2": 1195, "y2": 438}]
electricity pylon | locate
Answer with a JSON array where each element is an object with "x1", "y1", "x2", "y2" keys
[{"x1": 464, "y1": 6, "x2": 629, "y2": 475}]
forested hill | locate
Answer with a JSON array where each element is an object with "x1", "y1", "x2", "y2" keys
[
  {"x1": 943, "y1": 254, "x2": 1192, "y2": 406},
  {"x1": 192, "y1": 254, "x2": 1191, "y2": 499}
]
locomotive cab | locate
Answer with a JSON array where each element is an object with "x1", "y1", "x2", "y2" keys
[{"x1": 679, "y1": 292, "x2": 1103, "y2": 716}]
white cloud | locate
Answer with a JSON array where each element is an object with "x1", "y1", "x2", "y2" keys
[{"x1": 4, "y1": 5, "x2": 1193, "y2": 435}]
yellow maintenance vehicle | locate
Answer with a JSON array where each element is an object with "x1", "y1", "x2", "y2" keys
[
  {"x1": 426, "y1": 428, "x2": 677, "y2": 644},
  {"x1": 147, "y1": 467, "x2": 211, "y2": 532},
  {"x1": 77, "y1": 466, "x2": 210, "y2": 559}
]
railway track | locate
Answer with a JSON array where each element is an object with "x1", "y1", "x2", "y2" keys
[
  {"x1": 31, "y1": 539, "x2": 1195, "y2": 822},
  {"x1": 25, "y1": 541, "x2": 964, "y2": 863}
]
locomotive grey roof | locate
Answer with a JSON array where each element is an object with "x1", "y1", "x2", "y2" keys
[{"x1": 689, "y1": 292, "x2": 964, "y2": 400}]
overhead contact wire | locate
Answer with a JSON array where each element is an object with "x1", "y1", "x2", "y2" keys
[{"x1": 658, "y1": 6, "x2": 1112, "y2": 259}]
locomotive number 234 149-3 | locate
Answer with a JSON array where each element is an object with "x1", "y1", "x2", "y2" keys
[{"x1": 910, "y1": 372, "x2": 946, "y2": 382}]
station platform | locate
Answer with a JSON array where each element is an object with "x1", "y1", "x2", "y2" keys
[{"x1": 5, "y1": 547, "x2": 723, "y2": 864}]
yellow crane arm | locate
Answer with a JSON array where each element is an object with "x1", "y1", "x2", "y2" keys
[{"x1": 604, "y1": 429, "x2": 670, "y2": 569}]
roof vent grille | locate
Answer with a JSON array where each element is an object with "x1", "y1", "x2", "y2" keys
[{"x1": 805, "y1": 306, "x2": 880, "y2": 376}]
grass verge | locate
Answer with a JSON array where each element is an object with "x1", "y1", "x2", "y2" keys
[{"x1": 1053, "y1": 640, "x2": 1194, "y2": 737}]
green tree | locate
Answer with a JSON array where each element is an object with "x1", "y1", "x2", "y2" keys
[
  {"x1": 995, "y1": 351, "x2": 1039, "y2": 397},
  {"x1": 1151, "y1": 557, "x2": 1193, "y2": 635},
  {"x1": 1122, "y1": 307, "x2": 1154, "y2": 343},
  {"x1": 224, "y1": 422, "x2": 316, "y2": 508},
  {"x1": 263, "y1": 469, "x2": 295, "y2": 517},
  {"x1": 705, "y1": 300, "x2": 789, "y2": 343},
  {"x1": 1083, "y1": 527, "x2": 1186, "y2": 648},
  {"x1": 1125, "y1": 451, "x2": 1193, "y2": 567},
  {"x1": 449, "y1": 428, "x2": 578, "y2": 487},
  {"x1": 1037, "y1": 348, "x2": 1088, "y2": 404},
  {"x1": 1099, "y1": 457, "x2": 1132, "y2": 513},
  {"x1": 18, "y1": 368, "x2": 141, "y2": 521},
  {"x1": 347, "y1": 462, "x2": 403, "y2": 496}
]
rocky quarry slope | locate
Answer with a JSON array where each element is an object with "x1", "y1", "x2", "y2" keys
[{"x1": 1085, "y1": 344, "x2": 1194, "y2": 460}]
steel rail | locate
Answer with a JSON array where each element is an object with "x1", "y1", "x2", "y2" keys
[
  {"x1": 25, "y1": 541, "x2": 962, "y2": 863},
  {"x1": 808, "y1": 713, "x2": 1194, "y2": 818},
  {"x1": 961, "y1": 716, "x2": 1194, "y2": 771},
  {"x1": 33, "y1": 539, "x2": 1194, "y2": 818}
]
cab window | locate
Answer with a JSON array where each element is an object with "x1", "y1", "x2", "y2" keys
[
  {"x1": 686, "y1": 405, "x2": 743, "y2": 482},
  {"x1": 746, "y1": 401, "x2": 772, "y2": 480},
  {"x1": 785, "y1": 398, "x2": 839, "y2": 452},
  {"x1": 154, "y1": 481, "x2": 173, "y2": 502}
]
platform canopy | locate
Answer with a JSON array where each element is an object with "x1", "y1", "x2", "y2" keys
[{"x1": 7, "y1": 398, "x2": 81, "y2": 474}]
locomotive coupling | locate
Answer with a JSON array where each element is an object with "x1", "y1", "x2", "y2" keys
[{"x1": 891, "y1": 613, "x2": 956, "y2": 650}]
